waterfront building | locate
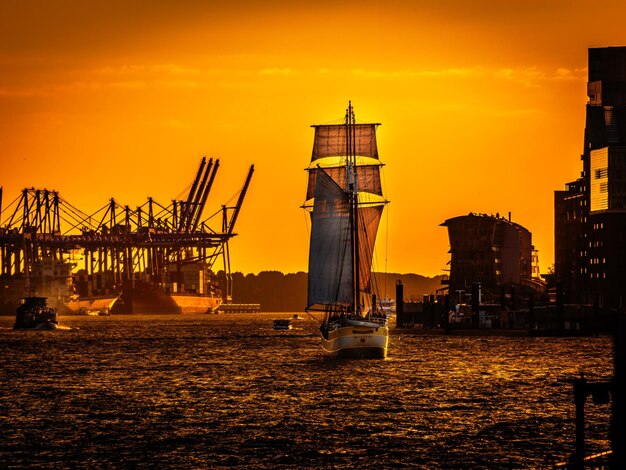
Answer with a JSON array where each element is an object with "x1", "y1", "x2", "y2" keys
[
  {"x1": 555, "y1": 46, "x2": 626, "y2": 307},
  {"x1": 441, "y1": 213, "x2": 543, "y2": 303},
  {"x1": 554, "y1": 180, "x2": 586, "y2": 303}
]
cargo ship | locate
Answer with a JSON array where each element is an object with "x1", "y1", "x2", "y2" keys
[
  {"x1": 0, "y1": 257, "x2": 119, "y2": 315},
  {"x1": 0, "y1": 259, "x2": 221, "y2": 315},
  {"x1": 114, "y1": 261, "x2": 223, "y2": 314}
]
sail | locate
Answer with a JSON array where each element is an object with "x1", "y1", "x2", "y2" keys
[
  {"x1": 311, "y1": 124, "x2": 379, "y2": 160},
  {"x1": 305, "y1": 164, "x2": 382, "y2": 201},
  {"x1": 305, "y1": 123, "x2": 383, "y2": 206},
  {"x1": 306, "y1": 169, "x2": 353, "y2": 310},
  {"x1": 357, "y1": 205, "x2": 383, "y2": 293}
]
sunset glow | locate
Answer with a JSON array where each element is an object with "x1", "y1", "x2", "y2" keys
[{"x1": 2, "y1": 1, "x2": 626, "y2": 277}]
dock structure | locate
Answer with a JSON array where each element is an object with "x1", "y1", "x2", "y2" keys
[
  {"x1": 215, "y1": 303, "x2": 261, "y2": 314},
  {"x1": 0, "y1": 158, "x2": 254, "y2": 313}
]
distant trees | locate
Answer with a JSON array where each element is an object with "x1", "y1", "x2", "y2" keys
[
  {"x1": 229, "y1": 271, "x2": 308, "y2": 312},
  {"x1": 217, "y1": 270, "x2": 446, "y2": 312}
]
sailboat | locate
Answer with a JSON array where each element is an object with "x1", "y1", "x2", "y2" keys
[{"x1": 304, "y1": 102, "x2": 389, "y2": 358}]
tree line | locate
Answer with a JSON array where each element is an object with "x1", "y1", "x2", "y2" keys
[{"x1": 218, "y1": 271, "x2": 446, "y2": 312}]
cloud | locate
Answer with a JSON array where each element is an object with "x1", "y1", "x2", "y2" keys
[
  {"x1": 494, "y1": 66, "x2": 586, "y2": 87},
  {"x1": 258, "y1": 68, "x2": 292, "y2": 76},
  {"x1": 158, "y1": 79, "x2": 200, "y2": 89},
  {"x1": 0, "y1": 62, "x2": 588, "y2": 99},
  {"x1": 107, "y1": 80, "x2": 147, "y2": 90},
  {"x1": 413, "y1": 67, "x2": 480, "y2": 78},
  {"x1": 314, "y1": 65, "x2": 587, "y2": 88},
  {"x1": 0, "y1": 87, "x2": 50, "y2": 97},
  {"x1": 348, "y1": 67, "x2": 481, "y2": 79},
  {"x1": 60, "y1": 80, "x2": 147, "y2": 91},
  {"x1": 494, "y1": 67, "x2": 545, "y2": 87},
  {"x1": 97, "y1": 64, "x2": 202, "y2": 76},
  {"x1": 552, "y1": 67, "x2": 587, "y2": 81}
]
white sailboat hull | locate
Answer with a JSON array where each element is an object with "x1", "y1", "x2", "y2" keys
[{"x1": 321, "y1": 323, "x2": 389, "y2": 358}]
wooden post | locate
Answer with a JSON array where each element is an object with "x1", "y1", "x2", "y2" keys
[
  {"x1": 471, "y1": 282, "x2": 480, "y2": 328},
  {"x1": 573, "y1": 375, "x2": 587, "y2": 466},
  {"x1": 612, "y1": 300, "x2": 626, "y2": 468},
  {"x1": 528, "y1": 292, "x2": 534, "y2": 334},
  {"x1": 429, "y1": 294, "x2": 435, "y2": 328},
  {"x1": 395, "y1": 280, "x2": 404, "y2": 328},
  {"x1": 593, "y1": 293, "x2": 600, "y2": 337},
  {"x1": 444, "y1": 294, "x2": 451, "y2": 335},
  {"x1": 556, "y1": 282, "x2": 565, "y2": 334}
]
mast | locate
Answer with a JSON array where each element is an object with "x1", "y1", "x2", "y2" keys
[{"x1": 346, "y1": 101, "x2": 360, "y2": 314}]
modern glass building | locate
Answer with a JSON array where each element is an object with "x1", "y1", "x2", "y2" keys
[{"x1": 555, "y1": 47, "x2": 626, "y2": 307}]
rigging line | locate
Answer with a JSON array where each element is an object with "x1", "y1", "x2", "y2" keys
[
  {"x1": 175, "y1": 181, "x2": 193, "y2": 201},
  {"x1": 306, "y1": 310, "x2": 321, "y2": 324},
  {"x1": 8, "y1": 214, "x2": 25, "y2": 227},
  {"x1": 379, "y1": 160, "x2": 389, "y2": 298},
  {"x1": 199, "y1": 183, "x2": 247, "y2": 225},
  {"x1": 302, "y1": 202, "x2": 311, "y2": 236},
  {"x1": 385, "y1": 192, "x2": 389, "y2": 299},
  {"x1": 57, "y1": 207, "x2": 91, "y2": 227},
  {"x1": 315, "y1": 116, "x2": 346, "y2": 126},
  {"x1": 362, "y1": 211, "x2": 381, "y2": 300},
  {"x1": 0, "y1": 192, "x2": 23, "y2": 223},
  {"x1": 150, "y1": 200, "x2": 176, "y2": 217},
  {"x1": 59, "y1": 196, "x2": 93, "y2": 219},
  {"x1": 58, "y1": 201, "x2": 95, "y2": 226},
  {"x1": 61, "y1": 202, "x2": 111, "y2": 235},
  {"x1": 199, "y1": 205, "x2": 228, "y2": 227},
  {"x1": 200, "y1": 208, "x2": 221, "y2": 225},
  {"x1": 58, "y1": 204, "x2": 90, "y2": 225},
  {"x1": 223, "y1": 187, "x2": 241, "y2": 206}
]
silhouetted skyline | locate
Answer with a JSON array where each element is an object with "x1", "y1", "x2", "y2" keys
[{"x1": 2, "y1": 2, "x2": 626, "y2": 277}]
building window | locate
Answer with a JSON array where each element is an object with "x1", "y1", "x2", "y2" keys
[{"x1": 604, "y1": 106, "x2": 615, "y2": 126}]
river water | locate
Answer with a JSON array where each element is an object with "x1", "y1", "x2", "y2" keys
[{"x1": 0, "y1": 313, "x2": 613, "y2": 468}]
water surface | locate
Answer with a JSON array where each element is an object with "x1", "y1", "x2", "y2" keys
[{"x1": 0, "y1": 314, "x2": 613, "y2": 468}]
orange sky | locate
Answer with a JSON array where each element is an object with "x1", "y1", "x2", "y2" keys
[{"x1": 1, "y1": 0, "x2": 626, "y2": 277}]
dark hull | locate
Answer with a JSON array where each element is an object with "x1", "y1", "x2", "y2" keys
[
  {"x1": 114, "y1": 284, "x2": 222, "y2": 314},
  {"x1": 14, "y1": 321, "x2": 58, "y2": 331},
  {"x1": 14, "y1": 296, "x2": 59, "y2": 329},
  {"x1": 333, "y1": 347, "x2": 387, "y2": 359}
]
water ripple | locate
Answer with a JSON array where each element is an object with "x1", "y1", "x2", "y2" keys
[{"x1": 0, "y1": 314, "x2": 612, "y2": 468}]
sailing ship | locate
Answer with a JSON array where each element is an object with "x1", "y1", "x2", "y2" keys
[{"x1": 304, "y1": 102, "x2": 389, "y2": 358}]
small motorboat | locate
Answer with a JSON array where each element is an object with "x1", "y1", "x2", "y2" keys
[
  {"x1": 273, "y1": 319, "x2": 293, "y2": 330},
  {"x1": 14, "y1": 296, "x2": 59, "y2": 330}
]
